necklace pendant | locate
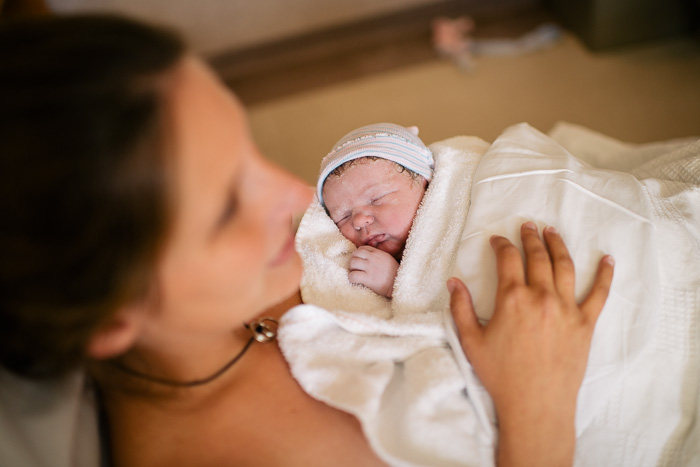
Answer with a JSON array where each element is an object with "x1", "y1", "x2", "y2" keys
[{"x1": 246, "y1": 317, "x2": 278, "y2": 343}]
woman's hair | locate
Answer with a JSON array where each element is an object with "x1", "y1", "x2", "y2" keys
[{"x1": 0, "y1": 15, "x2": 185, "y2": 378}]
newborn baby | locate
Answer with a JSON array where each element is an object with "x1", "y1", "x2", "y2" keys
[{"x1": 317, "y1": 123, "x2": 434, "y2": 297}]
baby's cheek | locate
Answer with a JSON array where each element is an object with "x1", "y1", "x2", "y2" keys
[
  {"x1": 388, "y1": 211, "x2": 414, "y2": 238},
  {"x1": 339, "y1": 224, "x2": 362, "y2": 247}
]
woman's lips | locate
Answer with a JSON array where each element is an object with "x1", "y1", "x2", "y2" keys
[{"x1": 269, "y1": 233, "x2": 296, "y2": 267}]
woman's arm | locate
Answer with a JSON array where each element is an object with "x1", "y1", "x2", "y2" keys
[{"x1": 449, "y1": 222, "x2": 614, "y2": 466}]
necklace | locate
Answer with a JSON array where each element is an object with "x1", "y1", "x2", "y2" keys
[{"x1": 110, "y1": 317, "x2": 278, "y2": 388}]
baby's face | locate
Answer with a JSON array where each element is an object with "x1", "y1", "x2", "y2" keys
[{"x1": 322, "y1": 159, "x2": 427, "y2": 259}]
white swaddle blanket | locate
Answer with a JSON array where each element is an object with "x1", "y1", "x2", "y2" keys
[
  {"x1": 279, "y1": 136, "x2": 495, "y2": 466},
  {"x1": 278, "y1": 123, "x2": 700, "y2": 466}
]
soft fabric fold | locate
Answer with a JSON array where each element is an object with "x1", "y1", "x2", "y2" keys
[
  {"x1": 280, "y1": 136, "x2": 496, "y2": 467},
  {"x1": 279, "y1": 123, "x2": 700, "y2": 466}
]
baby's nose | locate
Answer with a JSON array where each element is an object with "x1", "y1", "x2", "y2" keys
[{"x1": 352, "y1": 211, "x2": 373, "y2": 230}]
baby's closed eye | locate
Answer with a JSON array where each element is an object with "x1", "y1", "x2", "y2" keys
[
  {"x1": 333, "y1": 213, "x2": 349, "y2": 226},
  {"x1": 370, "y1": 190, "x2": 396, "y2": 205}
]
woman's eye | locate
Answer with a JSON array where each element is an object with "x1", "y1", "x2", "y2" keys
[{"x1": 218, "y1": 194, "x2": 238, "y2": 227}]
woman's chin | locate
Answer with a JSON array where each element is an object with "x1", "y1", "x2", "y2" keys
[{"x1": 262, "y1": 251, "x2": 303, "y2": 311}]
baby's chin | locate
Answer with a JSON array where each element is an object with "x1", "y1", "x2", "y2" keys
[{"x1": 376, "y1": 241, "x2": 404, "y2": 260}]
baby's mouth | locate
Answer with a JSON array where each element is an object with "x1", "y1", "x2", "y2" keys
[{"x1": 365, "y1": 234, "x2": 387, "y2": 248}]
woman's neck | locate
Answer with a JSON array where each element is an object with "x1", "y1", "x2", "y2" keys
[
  {"x1": 90, "y1": 335, "x2": 249, "y2": 406},
  {"x1": 90, "y1": 291, "x2": 300, "y2": 402}
]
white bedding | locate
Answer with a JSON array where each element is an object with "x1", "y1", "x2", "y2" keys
[{"x1": 278, "y1": 123, "x2": 700, "y2": 466}]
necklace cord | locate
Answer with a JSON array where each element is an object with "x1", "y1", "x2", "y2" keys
[{"x1": 110, "y1": 317, "x2": 277, "y2": 388}]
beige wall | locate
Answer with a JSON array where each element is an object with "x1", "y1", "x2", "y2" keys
[{"x1": 48, "y1": 0, "x2": 447, "y2": 55}]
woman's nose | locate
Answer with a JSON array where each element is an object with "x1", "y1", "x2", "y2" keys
[
  {"x1": 351, "y1": 210, "x2": 373, "y2": 230},
  {"x1": 260, "y1": 157, "x2": 313, "y2": 222}
]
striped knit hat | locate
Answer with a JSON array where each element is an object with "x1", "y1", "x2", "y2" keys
[{"x1": 317, "y1": 123, "x2": 434, "y2": 205}]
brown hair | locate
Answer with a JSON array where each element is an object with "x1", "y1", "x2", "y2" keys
[{"x1": 0, "y1": 15, "x2": 185, "y2": 378}]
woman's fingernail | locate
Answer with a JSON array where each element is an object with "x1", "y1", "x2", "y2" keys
[
  {"x1": 604, "y1": 255, "x2": 615, "y2": 266},
  {"x1": 545, "y1": 225, "x2": 558, "y2": 234},
  {"x1": 447, "y1": 278, "x2": 456, "y2": 293},
  {"x1": 523, "y1": 221, "x2": 537, "y2": 230}
]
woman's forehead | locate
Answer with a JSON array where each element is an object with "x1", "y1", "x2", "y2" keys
[{"x1": 165, "y1": 57, "x2": 249, "y2": 230}]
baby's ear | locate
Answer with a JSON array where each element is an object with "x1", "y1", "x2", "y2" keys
[{"x1": 407, "y1": 126, "x2": 419, "y2": 136}]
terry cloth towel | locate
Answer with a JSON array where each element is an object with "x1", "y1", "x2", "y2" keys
[{"x1": 279, "y1": 136, "x2": 496, "y2": 467}]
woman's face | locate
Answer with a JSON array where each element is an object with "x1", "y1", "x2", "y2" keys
[{"x1": 147, "y1": 57, "x2": 311, "y2": 337}]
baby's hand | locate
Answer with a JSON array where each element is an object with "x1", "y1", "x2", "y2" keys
[{"x1": 348, "y1": 245, "x2": 399, "y2": 298}]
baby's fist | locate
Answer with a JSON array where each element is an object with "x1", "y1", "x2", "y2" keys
[{"x1": 348, "y1": 245, "x2": 399, "y2": 298}]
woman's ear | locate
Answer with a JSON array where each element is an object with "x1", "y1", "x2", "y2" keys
[{"x1": 87, "y1": 304, "x2": 146, "y2": 360}]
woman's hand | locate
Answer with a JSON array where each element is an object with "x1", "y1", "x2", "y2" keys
[
  {"x1": 448, "y1": 222, "x2": 614, "y2": 467},
  {"x1": 349, "y1": 245, "x2": 399, "y2": 298}
]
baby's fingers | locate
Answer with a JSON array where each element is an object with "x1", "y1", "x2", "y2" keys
[
  {"x1": 352, "y1": 247, "x2": 371, "y2": 260},
  {"x1": 348, "y1": 269, "x2": 369, "y2": 285},
  {"x1": 348, "y1": 255, "x2": 367, "y2": 272},
  {"x1": 580, "y1": 255, "x2": 615, "y2": 325}
]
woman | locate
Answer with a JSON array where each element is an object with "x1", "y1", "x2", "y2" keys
[{"x1": 0, "y1": 15, "x2": 613, "y2": 466}]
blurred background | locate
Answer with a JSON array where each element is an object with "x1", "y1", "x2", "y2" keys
[{"x1": 3, "y1": 0, "x2": 700, "y2": 184}]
